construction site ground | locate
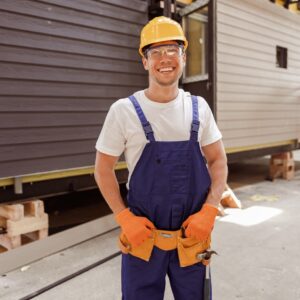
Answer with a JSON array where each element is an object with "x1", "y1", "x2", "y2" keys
[{"x1": 1, "y1": 150, "x2": 300, "y2": 300}]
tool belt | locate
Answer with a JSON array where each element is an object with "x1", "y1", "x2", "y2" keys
[{"x1": 119, "y1": 228, "x2": 212, "y2": 267}]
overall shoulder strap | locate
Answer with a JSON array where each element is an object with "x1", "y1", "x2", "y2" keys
[
  {"x1": 190, "y1": 95, "x2": 200, "y2": 142},
  {"x1": 128, "y1": 95, "x2": 155, "y2": 142}
]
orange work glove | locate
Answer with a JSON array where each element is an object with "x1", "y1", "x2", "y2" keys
[
  {"x1": 182, "y1": 203, "x2": 218, "y2": 242},
  {"x1": 115, "y1": 208, "x2": 155, "y2": 249}
]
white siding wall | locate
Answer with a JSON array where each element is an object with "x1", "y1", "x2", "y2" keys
[{"x1": 216, "y1": 0, "x2": 300, "y2": 150}]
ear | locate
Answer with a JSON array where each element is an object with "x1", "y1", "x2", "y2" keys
[{"x1": 142, "y1": 57, "x2": 149, "y2": 70}]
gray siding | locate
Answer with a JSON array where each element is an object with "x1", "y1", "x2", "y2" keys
[
  {"x1": 216, "y1": 0, "x2": 300, "y2": 150},
  {"x1": 0, "y1": 0, "x2": 148, "y2": 178}
]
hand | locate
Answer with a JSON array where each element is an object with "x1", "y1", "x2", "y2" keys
[
  {"x1": 115, "y1": 208, "x2": 155, "y2": 248},
  {"x1": 182, "y1": 203, "x2": 218, "y2": 242}
]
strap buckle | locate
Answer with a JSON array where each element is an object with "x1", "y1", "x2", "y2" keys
[
  {"x1": 143, "y1": 122, "x2": 153, "y2": 135},
  {"x1": 191, "y1": 120, "x2": 200, "y2": 132}
]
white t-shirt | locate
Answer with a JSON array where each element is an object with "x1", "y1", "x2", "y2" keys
[{"x1": 96, "y1": 89, "x2": 222, "y2": 184}]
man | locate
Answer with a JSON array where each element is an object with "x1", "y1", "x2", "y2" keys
[{"x1": 94, "y1": 16, "x2": 227, "y2": 300}]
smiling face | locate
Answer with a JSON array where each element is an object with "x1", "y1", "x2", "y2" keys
[{"x1": 142, "y1": 40, "x2": 186, "y2": 88}]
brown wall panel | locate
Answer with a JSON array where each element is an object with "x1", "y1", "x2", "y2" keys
[
  {"x1": 0, "y1": 0, "x2": 148, "y2": 179},
  {"x1": 0, "y1": 45, "x2": 145, "y2": 74},
  {"x1": 0, "y1": 126, "x2": 100, "y2": 146},
  {"x1": 0, "y1": 62, "x2": 147, "y2": 85},
  {"x1": 0, "y1": 97, "x2": 113, "y2": 112}
]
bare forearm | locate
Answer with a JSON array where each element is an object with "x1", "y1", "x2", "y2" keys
[
  {"x1": 94, "y1": 168, "x2": 126, "y2": 215},
  {"x1": 205, "y1": 159, "x2": 228, "y2": 207}
]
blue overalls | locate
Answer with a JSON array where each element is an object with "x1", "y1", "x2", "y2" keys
[{"x1": 121, "y1": 94, "x2": 212, "y2": 300}]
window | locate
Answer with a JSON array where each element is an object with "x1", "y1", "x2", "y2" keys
[
  {"x1": 276, "y1": 46, "x2": 288, "y2": 69},
  {"x1": 182, "y1": 6, "x2": 208, "y2": 82}
]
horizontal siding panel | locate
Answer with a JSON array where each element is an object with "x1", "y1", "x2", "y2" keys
[
  {"x1": 0, "y1": 139, "x2": 96, "y2": 162},
  {"x1": 0, "y1": 97, "x2": 113, "y2": 112},
  {"x1": 37, "y1": 0, "x2": 147, "y2": 23},
  {"x1": 218, "y1": 72, "x2": 300, "y2": 88},
  {"x1": 217, "y1": 1, "x2": 299, "y2": 42},
  {"x1": 0, "y1": 126, "x2": 100, "y2": 146},
  {"x1": 0, "y1": 28, "x2": 139, "y2": 61},
  {"x1": 0, "y1": 153, "x2": 95, "y2": 178},
  {"x1": 217, "y1": 102, "x2": 300, "y2": 112},
  {"x1": 0, "y1": 112, "x2": 107, "y2": 128},
  {"x1": 0, "y1": 45, "x2": 145, "y2": 74},
  {"x1": 218, "y1": 83, "x2": 300, "y2": 97},
  {"x1": 0, "y1": 0, "x2": 147, "y2": 178},
  {"x1": 218, "y1": 53, "x2": 300, "y2": 75},
  {"x1": 217, "y1": 95, "x2": 299, "y2": 104},
  {"x1": 218, "y1": 23, "x2": 300, "y2": 52},
  {"x1": 224, "y1": 132, "x2": 298, "y2": 149},
  {"x1": 222, "y1": 126, "x2": 297, "y2": 140},
  {"x1": 217, "y1": 93, "x2": 299, "y2": 104},
  {"x1": 0, "y1": 11, "x2": 139, "y2": 48},
  {"x1": 0, "y1": 62, "x2": 147, "y2": 86},
  {"x1": 0, "y1": 81, "x2": 140, "y2": 97},
  {"x1": 218, "y1": 111, "x2": 299, "y2": 121},
  {"x1": 218, "y1": 119, "x2": 300, "y2": 131},
  {"x1": 0, "y1": 0, "x2": 143, "y2": 36},
  {"x1": 218, "y1": 43, "x2": 274, "y2": 63}
]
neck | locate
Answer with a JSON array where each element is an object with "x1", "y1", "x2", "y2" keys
[{"x1": 145, "y1": 82, "x2": 179, "y2": 103}]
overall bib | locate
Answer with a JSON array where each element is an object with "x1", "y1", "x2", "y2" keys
[{"x1": 121, "y1": 94, "x2": 212, "y2": 300}]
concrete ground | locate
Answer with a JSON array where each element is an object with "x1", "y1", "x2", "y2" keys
[{"x1": 0, "y1": 151, "x2": 300, "y2": 300}]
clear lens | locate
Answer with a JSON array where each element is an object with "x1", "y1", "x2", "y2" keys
[{"x1": 147, "y1": 45, "x2": 183, "y2": 59}]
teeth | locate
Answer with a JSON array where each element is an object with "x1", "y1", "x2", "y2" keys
[{"x1": 159, "y1": 67, "x2": 173, "y2": 72}]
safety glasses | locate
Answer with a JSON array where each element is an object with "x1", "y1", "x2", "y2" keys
[{"x1": 145, "y1": 44, "x2": 184, "y2": 59}]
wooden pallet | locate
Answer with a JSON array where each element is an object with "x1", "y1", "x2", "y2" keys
[
  {"x1": 0, "y1": 200, "x2": 48, "y2": 250},
  {"x1": 218, "y1": 184, "x2": 242, "y2": 216},
  {"x1": 269, "y1": 151, "x2": 295, "y2": 180}
]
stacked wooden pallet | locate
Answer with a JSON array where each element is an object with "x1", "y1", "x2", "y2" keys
[
  {"x1": 269, "y1": 152, "x2": 295, "y2": 180},
  {"x1": 0, "y1": 200, "x2": 48, "y2": 251}
]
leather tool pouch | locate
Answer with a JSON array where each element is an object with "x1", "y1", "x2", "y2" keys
[{"x1": 118, "y1": 230, "x2": 211, "y2": 267}]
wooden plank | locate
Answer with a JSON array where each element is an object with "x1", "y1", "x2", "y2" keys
[
  {"x1": 0, "y1": 0, "x2": 142, "y2": 36},
  {"x1": 0, "y1": 29, "x2": 140, "y2": 61},
  {"x1": 0, "y1": 235, "x2": 21, "y2": 250},
  {"x1": 0, "y1": 126, "x2": 100, "y2": 146},
  {"x1": 0, "y1": 45, "x2": 145, "y2": 74},
  {"x1": 6, "y1": 214, "x2": 48, "y2": 236},
  {"x1": 0, "y1": 215, "x2": 116, "y2": 275},
  {"x1": 0, "y1": 11, "x2": 139, "y2": 48},
  {"x1": 24, "y1": 200, "x2": 44, "y2": 218},
  {"x1": 0, "y1": 216, "x2": 6, "y2": 227},
  {"x1": 0, "y1": 204, "x2": 24, "y2": 221},
  {"x1": 0, "y1": 80, "x2": 139, "y2": 97},
  {"x1": 0, "y1": 62, "x2": 147, "y2": 86}
]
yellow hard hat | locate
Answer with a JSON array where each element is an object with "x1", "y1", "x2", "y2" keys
[{"x1": 139, "y1": 16, "x2": 188, "y2": 57}]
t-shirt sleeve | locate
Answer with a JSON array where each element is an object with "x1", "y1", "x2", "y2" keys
[
  {"x1": 95, "y1": 102, "x2": 125, "y2": 156},
  {"x1": 200, "y1": 100, "x2": 222, "y2": 147}
]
